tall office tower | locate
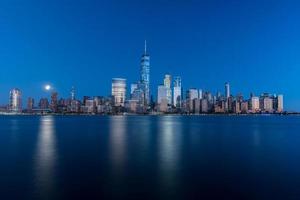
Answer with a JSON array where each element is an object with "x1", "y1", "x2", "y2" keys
[
  {"x1": 130, "y1": 83, "x2": 138, "y2": 96},
  {"x1": 173, "y1": 76, "x2": 182, "y2": 108},
  {"x1": 186, "y1": 88, "x2": 199, "y2": 112},
  {"x1": 27, "y1": 97, "x2": 34, "y2": 111},
  {"x1": 263, "y1": 97, "x2": 273, "y2": 112},
  {"x1": 50, "y1": 92, "x2": 58, "y2": 112},
  {"x1": 9, "y1": 88, "x2": 22, "y2": 112},
  {"x1": 112, "y1": 78, "x2": 126, "y2": 106},
  {"x1": 140, "y1": 40, "x2": 150, "y2": 106},
  {"x1": 277, "y1": 95, "x2": 284, "y2": 112},
  {"x1": 250, "y1": 96, "x2": 260, "y2": 112},
  {"x1": 225, "y1": 82, "x2": 230, "y2": 98},
  {"x1": 71, "y1": 86, "x2": 76, "y2": 100},
  {"x1": 199, "y1": 89, "x2": 203, "y2": 100},
  {"x1": 157, "y1": 84, "x2": 168, "y2": 104},
  {"x1": 163, "y1": 74, "x2": 172, "y2": 104},
  {"x1": 39, "y1": 98, "x2": 49, "y2": 109}
]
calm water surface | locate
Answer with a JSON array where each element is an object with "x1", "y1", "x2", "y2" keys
[{"x1": 1, "y1": 115, "x2": 300, "y2": 199}]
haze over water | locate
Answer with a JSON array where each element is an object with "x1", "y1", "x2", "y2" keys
[{"x1": 1, "y1": 115, "x2": 300, "y2": 199}]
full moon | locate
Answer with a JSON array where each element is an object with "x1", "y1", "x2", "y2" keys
[{"x1": 45, "y1": 85, "x2": 51, "y2": 91}]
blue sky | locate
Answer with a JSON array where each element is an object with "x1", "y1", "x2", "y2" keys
[{"x1": 0, "y1": 0, "x2": 299, "y2": 110}]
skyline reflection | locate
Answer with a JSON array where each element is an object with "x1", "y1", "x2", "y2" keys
[
  {"x1": 34, "y1": 116, "x2": 57, "y2": 198},
  {"x1": 109, "y1": 116, "x2": 127, "y2": 173},
  {"x1": 158, "y1": 116, "x2": 182, "y2": 191}
]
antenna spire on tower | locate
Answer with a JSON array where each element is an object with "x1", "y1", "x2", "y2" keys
[{"x1": 144, "y1": 40, "x2": 147, "y2": 54}]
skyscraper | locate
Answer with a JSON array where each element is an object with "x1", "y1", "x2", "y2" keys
[
  {"x1": 112, "y1": 78, "x2": 126, "y2": 106},
  {"x1": 157, "y1": 84, "x2": 168, "y2": 104},
  {"x1": 27, "y1": 97, "x2": 34, "y2": 111},
  {"x1": 50, "y1": 92, "x2": 58, "y2": 112},
  {"x1": 9, "y1": 88, "x2": 22, "y2": 112},
  {"x1": 140, "y1": 40, "x2": 150, "y2": 106},
  {"x1": 39, "y1": 98, "x2": 49, "y2": 109},
  {"x1": 164, "y1": 74, "x2": 172, "y2": 105},
  {"x1": 277, "y1": 95, "x2": 284, "y2": 112},
  {"x1": 250, "y1": 96, "x2": 260, "y2": 112},
  {"x1": 71, "y1": 86, "x2": 76, "y2": 100},
  {"x1": 173, "y1": 76, "x2": 182, "y2": 108},
  {"x1": 186, "y1": 88, "x2": 199, "y2": 112},
  {"x1": 225, "y1": 82, "x2": 230, "y2": 98}
]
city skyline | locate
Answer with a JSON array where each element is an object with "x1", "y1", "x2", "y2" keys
[
  {"x1": 0, "y1": 1, "x2": 299, "y2": 110},
  {"x1": 0, "y1": 42, "x2": 287, "y2": 113}
]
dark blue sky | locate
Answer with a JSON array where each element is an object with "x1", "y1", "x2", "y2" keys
[{"x1": 0, "y1": 0, "x2": 300, "y2": 110}]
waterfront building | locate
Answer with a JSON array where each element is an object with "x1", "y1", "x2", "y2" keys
[
  {"x1": 140, "y1": 40, "x2": 150, "y2": 106},
  {"x1": 112, "y1": 78, "x2": 126, "y2": 107},
  {"x1": 83, "y1": 96, "x2": 91, "y2": 106},
  {"x1": 199, "y1": 89, "x2": 203, "y2": 100},
  {"x1": 173, "y1": 76, "x2": 182, "y2": 108},
  {"x1": 277, "y1": 95, "x2": 284, "y2": 112},
  {"x1": 126, "y1": 100, "x2": 139, "y2": 113},
  {"x1": 39, "y1": 98, "x2": 49, "y2": 109},
  {"x1": 250, "y1": 97, "x2": 260, "y2": 113},
  {"x1": 201, "y1": 99, "x2": 208, "y2": 113},
  {"x1": 236, "y1": 93, "x2": 243, "y2": 102},
  {"x1": 240, "y1": 101, "x2": 249, "y2": 113},
  {"x1": 186, "y1": 88, "x2": 199, "y2": 113},
  {"x1": 50, "y1": 92, "x2": 58, "y2": 112},
  {"x1": 69, "y1": 100, "x2": 81, "y2": 113},
  {"x1": 83, "y1": 99, "x2": 95, "y2": 113},
  {"x1": 157, "y1": 84, "x2": 168, "y2": 104},
  {"x1": 164, "y1": 74, "x2": 172, "y2": 105},
  {"x1": 9, "y1": 88, "x2": 22, "y2": 112},
  {"x1": 227, "y1": 96, "x2": 234, "y2": 113},
  {"x1": 233, "y1": 100, "x2": 241, "y2": 114},
  {"x1": 71, "y1": 86, "x2": 76, "y2": 100},
  {"x1": 193, "y1": 99, "x2": 201, "y2": 114},
  {"x1": 158, "y1": 99, "x2": 169, "y2": 113},
  {"x1": 216, "y1": 91, "x2": 222, "y2": 100},
  {"x1": 130, "y1": 83, "x2": 138, "y2": 96},
  {"x1": 27, "y1": 97, "x2": 34, "y2": 111},
  {"x1": 131, "y1": 84, "x2": 145, "y2": 106},
  {"x1": 225, "y1": 82, "x2": 230, "y2": 98},
  {"x1": 263, "y1": 97, "x2": 273, "y2": 112}
]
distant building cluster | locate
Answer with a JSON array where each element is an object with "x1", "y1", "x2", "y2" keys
[{"x1": 1, "y1": 42, "x2": 284, "y2": 115}]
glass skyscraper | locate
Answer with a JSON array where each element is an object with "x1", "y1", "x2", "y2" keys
[
  {"x1": 140, "y1": 40, "x2": 150, "y2": 106},
  {"x1": 173, "y1": 76, "x2": 182, "y2": 107}
]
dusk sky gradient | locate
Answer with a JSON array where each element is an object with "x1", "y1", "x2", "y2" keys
[{"x1": 0, "y1": 0, "x2": 300, "y2": 110}]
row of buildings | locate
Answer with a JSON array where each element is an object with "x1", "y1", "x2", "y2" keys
[{"x1": 2, "y1": 41, "x2": 284, "y2": 114}]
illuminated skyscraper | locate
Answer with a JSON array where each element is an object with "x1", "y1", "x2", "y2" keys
[
  {"x1": 250, "y1": 96, "x2": 260, "y2": 112},
  {"x1": 277, "y1": 95, "x2": 284, "y2": 112},
  {"x1": 140, "y1": 40, "x2": 150, "y2": 106},
  {"x1": 173, "y1": 76, "x2": 182, "y2": 107},
  {"x1": 225, "y1": 82, "x2": 230, "y2": 98},
  {"x1": 50, "y1": 92, "x2": 58, "y2": 112},
  {"x1": 39, "y1": 98, "x2": 49, "y2": 109},
  {"x1": 27, "y1": 97, "x2": 34, "y2": 111},
  {"x1": 164, "y1": 74, "x2": 172, "y2": 104},
  {"x1": 157, "y1": 84, "x2": 168, "y2": 104},
  {"x1": 130, "y1": 83, "x2": 138, "y2": 96},
  {"x1": 71, "y1": 86, "x2": 76, "y2": 100},
  {"x1": 112, "y1": 78, "x2": 126, "y2": 106},
  {"x1": 9, "y1": 88, "x2": 22, "y2": 112}
]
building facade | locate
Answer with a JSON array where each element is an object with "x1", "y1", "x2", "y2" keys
[
  {"x1": 140, "y1": 40, "x2": 150, "y2": 106},
  {"x1": 157, "y1": 84, "x2": 168, "y2": 104},
  {"x1": 9, "y1": 88, "x2": 22, "y2": 112},
  {"x1": 164, "y1": 74, "x2": 172, "y2": 105},
  {"x1": 173, "y1": 76, "x2": 182, "y2": 108},
  {"x1": 112, "y1": 78, "x2": 127, "y2": 107}
]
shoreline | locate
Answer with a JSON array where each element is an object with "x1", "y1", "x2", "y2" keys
[{"x1": 0, "y1": 112, "x2": 299, "y2": 116}]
